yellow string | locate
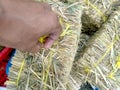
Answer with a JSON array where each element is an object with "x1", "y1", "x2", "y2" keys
[
  {"x1": 16, "y1": 59, "x2": 25, "y2": 85},
  {"x1": 60, "y1": 24, "x2": 70, "y2": 37},
  {"x1": 84, "y1": 0, "x2": 106, "y2": 21},
  {"x1": 39, "y1": 36, "x2": 48, "y2": 43},
  {"x1": 84, "y1": 66, "x2": 91, "y2": 74},
  {"x1": 84, "y1": 38, "x2": 116, "y2": 75},
  {"x1": 116, "y1": 56, "x2": 120, "y2": 68},
  {"x1": 30, "y1": 68, "x2": 41, "y2": 80},
  {"x1": 94, "y1": 41, "x2": 115, "y2": 67},
  {"x1": 43, "y1": 51, "x2": 53, "y2": 90},
  {"x1": 59, "y1": 17, "x2": 72, "y2": 37},
  {"x1": 108, "y1": 72, "x2": 116, "y2": 80},
  {"x1": 7, "y1": 59, "x2": 25, "y2": 85},
  {"x1": 108, "y1": 55, "x2": 120, "y2": 80},
  {"x1": 107, "y1": 34, "x2": 119, "y2": 80}
]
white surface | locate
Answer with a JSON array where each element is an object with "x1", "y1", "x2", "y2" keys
[
  {"x1": 117, "y1": 88, "x2": 120, "y2": 90},
  {"x1": 0, "y1": 87, "x2": 6, "y2": 90}
]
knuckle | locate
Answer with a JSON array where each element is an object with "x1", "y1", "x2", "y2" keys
[
  {"x1": 59, "y1": 25, "x2": 62, "y2": 32},
  {"x1": 53, "y1": 13, "x2": 59, "y2": 21},
  {"x1": 41, "y1": 3, "x2": 51, "y2": 10},
  {"x1": 50, "y1": 13, "x2": 59, "y2": 27}
]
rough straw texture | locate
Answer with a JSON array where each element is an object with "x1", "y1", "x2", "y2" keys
[
  {"x1": 6, "y1": 0, "x2": 82, "y2": 90},
  {"x1": 6, "y1": 0, "x2": 120, "y2": 90},
  {"x1": 71, "y1": 8, "x2": 120, "y2": 90},
  {"x1": 6, "y1": 51, "x2": 26, "y2": 90},
  {"x1": 81, "y1": 0, "x2": 118, "y2": 34}
]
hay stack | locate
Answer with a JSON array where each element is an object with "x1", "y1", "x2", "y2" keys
[
  {"x1": 81, "y1": 0, "x2": 118, "y2": 34},
  {"x1": 6, "y1": 0, "x2": 82, "y2": 90},
  {"x1": 71, "y1": 8, "x2": 120, "y2": 90}
]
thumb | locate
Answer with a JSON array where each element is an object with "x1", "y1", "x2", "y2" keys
[{"x1": 44, "y1": 30, "x2": 61, "y2": 49}]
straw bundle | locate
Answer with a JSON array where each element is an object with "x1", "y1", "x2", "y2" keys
[
  {"x1": 6, "y1": 0, "x2": 82, "y2": 90},
  {"x1": 71, "y1": 8, "x2": 120, "y2": 90},
  {"x1": 6, "y1": 51, "x2": 25, "y2": 90},
  {"x1": 75, "y1": 33, "x2": 90, "y2": 60},
  {"x1": 81, "y1": 0, "x2": 118, "y2": 34}
]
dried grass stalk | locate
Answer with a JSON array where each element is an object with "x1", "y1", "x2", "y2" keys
[
  {"x1": 71, "y1": 8, "x2": 120, "y2": 90},
  {"x1": 6, "y1": 0, "x2": 82, "y2": 90}
]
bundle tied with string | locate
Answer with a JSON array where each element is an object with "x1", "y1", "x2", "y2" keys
[
  {"x1": 71, "y1": 8, "x2": 120, "y2": 90},
  {"x1": 6, "y1": 0, "x2": 82, "y2": 90},
  {"x1": 60, "y1": 0, "x2": 119, "y2": 60}
]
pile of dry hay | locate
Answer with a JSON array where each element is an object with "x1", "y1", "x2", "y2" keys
[
  {"x1": 6, "y1": 0, "x2": 120, "y2": 90},
  {"x1": 72, "y1": 6, "x2": 120, "y2": 90},
  {"x1": 6, "y1": 0, "x2": 82, "y2": 90},
  {"x1": 71, "y1": 0, "x2": 119, "y2": 57},
  {"x1": 81, "y1": 0, "x2": 117, "y2": 33}
]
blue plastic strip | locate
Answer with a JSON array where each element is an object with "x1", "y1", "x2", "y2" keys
[
  {"x1": 92, "y1": 86, "x2": 99, "y2": 90},
  {"x1": 95, "y1": 87, "x2": 99, "y2": 90},
  {"x1": 6, "y1": 49, "x2": 16, "y2": 75}
]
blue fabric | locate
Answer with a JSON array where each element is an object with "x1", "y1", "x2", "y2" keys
[
  {"x1": 95, "y1": 87, "x2": 99, "y2": 90},
  {"x1": 6, "y1": 49, "x2": 16, "y2": 75},
  {"x1": 79, "y1": 81, "x2": 100, "y2": 90},
  {"x1": 91, "y1": 85, "x2": 99, "y2": 90},
  {"x1": 0, "y1": 87, "x2": 7, "y2": 90}
]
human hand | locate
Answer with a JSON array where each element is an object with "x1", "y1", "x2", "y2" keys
[{"x1": 0, "y1": 0, "x2": 62, "y2": 53}]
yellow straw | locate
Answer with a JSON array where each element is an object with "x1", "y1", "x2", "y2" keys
[
  {"x1": 16, "y1": 59, "x2": 25, "y2": 85},
  {"x1": 84, "y1": 0, "x2": 107, "y2": 21}
]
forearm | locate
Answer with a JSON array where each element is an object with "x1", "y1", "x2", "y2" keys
[
  {"x1": 0, "y1": 1, "x2": 5, "y2": 45},
  {"x1": 0, "y1": 2, "x2": 3, "y2": 16},
  {"x1": 0, "y1": 0, "x2": 4, "y2": 25}
]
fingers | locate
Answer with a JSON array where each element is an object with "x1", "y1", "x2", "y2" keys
[
  {"x1": 30, "y1": 42, "x2": 41, "y2": 53},
  {"x1": 44, "y1": 26, "x2": 62, "y2": 49},
  {"x1": 40, "y1": 2, "x2": 51, "y2": 11},
  {"x1": 19, "y1": 42, "x2": 41, "y2": 53},
  {"x1": 44, "y1": 35, "x2": 55, "y2": 49},
  {"x1": 44, "y1": 14, "x2": 62, "y2": 49}
]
